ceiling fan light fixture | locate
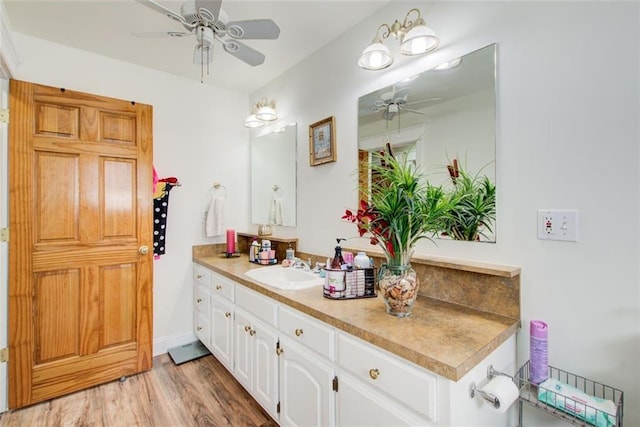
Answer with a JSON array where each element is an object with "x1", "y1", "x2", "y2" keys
[{"x1": 358, "y1": 38, "x2": 393, "y2": 70}]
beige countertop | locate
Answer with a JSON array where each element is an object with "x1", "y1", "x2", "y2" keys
[{"x1": 193, "y1": 253, "x2": 520, "y2": 382}]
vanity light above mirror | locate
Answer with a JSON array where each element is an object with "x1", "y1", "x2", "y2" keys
[
  {"x1": 244, "y1": 97, "x2": 278, "y2": 128},
  {"x1": 358, "y1": 8, "x2": 439, "y2": 71}
]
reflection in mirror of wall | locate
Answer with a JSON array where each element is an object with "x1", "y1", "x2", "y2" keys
[
  {"x1": 251, "y1": 124, "x2": 297, "y2": 227},
  {"x1": 358, "y1": 44, "x2": 497, "y2": 242}
]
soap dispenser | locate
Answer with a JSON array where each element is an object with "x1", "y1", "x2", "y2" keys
[
  {"x1": 330, "y1": 238, "x2": 346, "y2": 269},
  {"x1": 286, "y1": 243, "x2": 295, "y2": 261}
]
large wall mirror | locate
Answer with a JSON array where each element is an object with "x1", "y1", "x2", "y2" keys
[
  {"x1": 251, "y1": 123, "x2": 297, "y2": 226},
  {"x1": 358, "y1": 44, "x2": 497, "y2": 242}
]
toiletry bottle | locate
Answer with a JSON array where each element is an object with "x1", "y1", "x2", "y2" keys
[
  {"x1": 330, "y1": 238, "x2": 346, "y2": 269},
  {"x1": 530, "y1": 320, "x2": 549, "y2": 384},
  {"x1": 250, "y1": 238, "x2": 259, "y2": 262},
  {"x1": 354, "y1": 252, "x2": 369, "y2": 269},
  {"x1": 286, "y1": 243, "x2": 295, "y2": 261}
]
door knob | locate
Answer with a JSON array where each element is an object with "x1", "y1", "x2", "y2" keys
[{"x1": 139, "y1": 245, "x2": 149, "y2": 255}]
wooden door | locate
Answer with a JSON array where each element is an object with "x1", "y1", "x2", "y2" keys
[{"x1": 7, "y1": 79, "x2": 153, "y2": 409}]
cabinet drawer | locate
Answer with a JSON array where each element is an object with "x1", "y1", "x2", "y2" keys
[
  {"x1": 193, "y1": 263, "x2": 211, "y2": 286},
  {"x1": 279, "y1": 305, "x2": 334, "y2": 360},
  {"x1": 235, "y1": 285, "x2": 278, "y2": 328},
  {"x1": 210, "y1": 271, "x2": 235, "y2": 302},
  {"x1": 337, "y1": 332, "x2": 437, "y2": 423}
]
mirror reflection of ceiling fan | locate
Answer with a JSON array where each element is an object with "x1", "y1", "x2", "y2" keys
[
  {"x1": 133, "y1": 0, "x2": 280, "y2": 81},
  {"x1": 372, "y1": 87, "x2": 441, "y2": 121}
]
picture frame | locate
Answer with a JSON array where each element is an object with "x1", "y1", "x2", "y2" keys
[{"x1": 308, "y1": 116, "x2": 336, "y2": 166}]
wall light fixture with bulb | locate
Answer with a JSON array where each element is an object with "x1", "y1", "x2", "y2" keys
[
  {"x1": 244, "y1": 97, "x2": 278, "y2": 128},
  {"x1": 358, "y1": 8, "x2": 439, "y2": 71}
]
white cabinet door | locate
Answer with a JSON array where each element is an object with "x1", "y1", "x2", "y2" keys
[
  {"x1": 234, "y1": 307, "x2": 279, "y2": 419},
  {"x1": 210, "y1": 295, "x2": 234, "y2": 371},
  {"x1": 252, "y1": 319, "x2": 279, "y2": 417},
  {"x1": 194, "y1": 283, "x2": 212, "y2": 348},
  {"x1": 234, "y1": 308, "x2": 253, "y2": 391},
  {"x1": 279, "y1": 336, "x2": 335, "y2": 427},
  {"x1": 337, "y1": 372, "x2": 430, "y2": 427}
]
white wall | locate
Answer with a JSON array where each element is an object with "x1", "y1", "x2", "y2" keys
[
  {"x1": 252, "y1": 1, "x2": 639, "y2": 425},
  {"x1": 10, "y1": 33, "x2": 251, "y2": 354}
]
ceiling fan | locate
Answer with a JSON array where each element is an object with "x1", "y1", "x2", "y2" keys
[
  {"x1": 372, "y1": 87, "x2": 441, "y2": 121},
  {"x1": 134, "y1": 0, "x2": 280, "y2": 81}
]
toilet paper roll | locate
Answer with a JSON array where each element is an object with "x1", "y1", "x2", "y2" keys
[{"x1": 481, "y1": 375, "x2": 519, "y2": 413}]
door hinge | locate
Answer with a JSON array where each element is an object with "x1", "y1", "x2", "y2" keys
[
  {"x1": 0, "y1": 227, "x2": 8, "y2": 242},
  {"x1": 276, "y1": 341, "x2": 283, "y2": 356},
  {"x1": 277, "y1": 402, "x2": 280, "y2": 414},
  {"x1": 0, "y1": 109, "x2": 8, "y2": 123},
  {"x1": 332, "y1": 376, "x2": 339, "y2": 392},
  {"x1": 0, "y1": 348, "x2": 8, "y2": 363}
]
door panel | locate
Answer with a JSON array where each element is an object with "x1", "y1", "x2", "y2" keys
[
  {"x1": 35, "y1": 151, "x2": 80, "y2": 243},
  {"x1": 102, "y1": 158, "x2": 136, "y2": 239},
  {"x1": 34, "y1": 269, "x2": 81, "y2": 363},
  {"x1": 8, "y1": 79, "x2": 153, "y2": 409}
]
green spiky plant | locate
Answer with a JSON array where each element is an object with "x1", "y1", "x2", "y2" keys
[
  {"x1": 441, "y1": 159, "x2": 496, "y2": 241},
  {"x1": 344, "y1": 145, "x2": 452, "y2": 266}
]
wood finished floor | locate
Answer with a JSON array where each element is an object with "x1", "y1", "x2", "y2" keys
[{"x1": 0, "y1": 353, "x2": 278, "y2": 427}]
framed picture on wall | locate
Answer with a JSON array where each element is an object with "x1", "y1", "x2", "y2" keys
[{"x1": 308, "y1": 116, "x2": 336, "y2": 166}]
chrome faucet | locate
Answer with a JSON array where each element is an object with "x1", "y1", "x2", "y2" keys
[{"x1": 291, "y1": 257, "x2": 311, "y2": 271}]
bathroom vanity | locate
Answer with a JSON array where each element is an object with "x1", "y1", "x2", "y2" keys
[{"x1": 192, "y1": 245, "x2": 520, "y2": 426}]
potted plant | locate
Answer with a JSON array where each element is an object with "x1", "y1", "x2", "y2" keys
[
  {"x1": 343, "y1": 145, "x2": 451, "y2": 317},
  {"x1": 441, "y1": 159, "x2": 496, "y2": 242}
]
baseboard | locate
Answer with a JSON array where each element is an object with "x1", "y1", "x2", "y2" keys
[{"x1": 153, "y1": 332, "x2": 198, "y2": 357}]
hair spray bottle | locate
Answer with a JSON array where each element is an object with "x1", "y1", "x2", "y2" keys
[{"x1": 529, "y1": 320, "x2": 549, "y2": 384}]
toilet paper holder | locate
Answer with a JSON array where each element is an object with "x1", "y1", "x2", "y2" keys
[{"x1": 469, "y1": 365, "x2": 514, "y2": 410}]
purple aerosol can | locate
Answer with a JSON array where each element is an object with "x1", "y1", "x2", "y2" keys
[{"x1": 529, "y1": 320, "x2": 549, "y2": 384}]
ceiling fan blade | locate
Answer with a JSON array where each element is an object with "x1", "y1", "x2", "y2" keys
[
  {"x1": 193, "y1": 44, "x2": 214, "y2": 64},
  {"x1": 195, "y1": 0, "x2": 222, "y2": 23},
  {"x1": 222, "y1": 40, "x2": 265, "y2": 66},
  {"x1": 405, "y1": 97, "x2": 442, "y2": 107},
  {"x1": 132, "y1": 31, "x2": 191, "y2": 38},
  {"x1": 402, "y1": 108, "x2": 429, "y2": 115},
  {"x1": 226, "y1": 19, "x2": 280, "y2": 40},
  {"x1": 133, "y1": 0, "x2": 193, "y2": 28}
]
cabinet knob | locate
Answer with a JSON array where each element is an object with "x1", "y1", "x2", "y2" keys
[
  {"x1": 196, "y1": 274, "x2": 203, "y2": 279},
  {"x1": 369, "y1": 368, "x2": 380, "y2": 380},
  {"x1": 244, "y1": 325, "x2": 251, "y2": 333},
  {"x1": 196, "y1": 298, "x2": 202, "y2": 303},
  {"x1": 216, "y1": 285, "x2": 222, "y2": 291},
  {"x1": 276, "y1": 347, "x2": 284, "y2": 356},
  {"x1": 225, "y1": 312, "x2": 231, "y2": 318},
  {"x1": 294, "y1": 328, "x2": 304, "y2": 337},
  {"x1": 196, "y1": 326, "x2": 203, "y2": 331},
  {"x1": 249, "y1": 329, "x2": 256, "y2": 336}
]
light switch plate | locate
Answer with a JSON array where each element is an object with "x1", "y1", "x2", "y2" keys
[{"x1": 537, "y1": 210, "x2": 578, "y2": 241}]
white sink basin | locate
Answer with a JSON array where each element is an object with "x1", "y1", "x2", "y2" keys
[{"x1": 245, "y1": 266, "x2": 323, "y2": 290}]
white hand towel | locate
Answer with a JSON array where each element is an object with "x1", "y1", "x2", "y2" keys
[
  {"x1": 269, "y1": 197, "x2": 283, "y2": 225},
  {"x1": 206, "y1": 196, "x2": 224, "y2": 237}
]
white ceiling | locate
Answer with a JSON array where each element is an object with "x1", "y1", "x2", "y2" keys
[{"x1": 4, "y1": 0, "x2": 390, "y2": 93}]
